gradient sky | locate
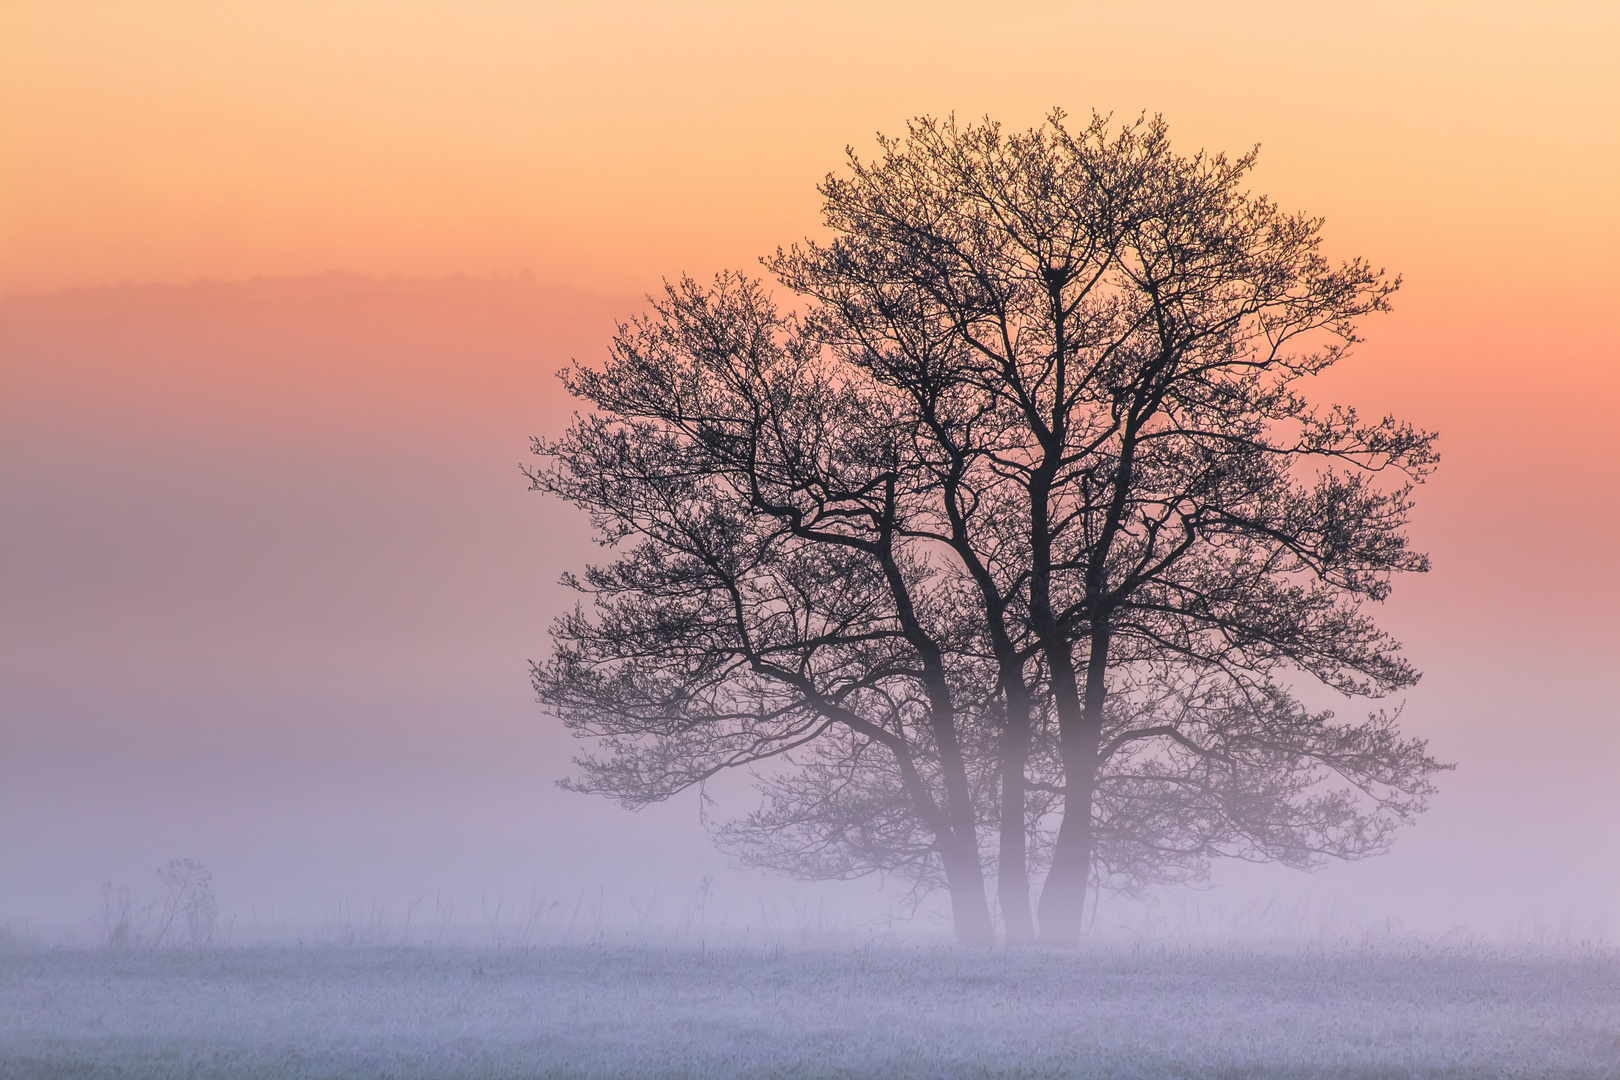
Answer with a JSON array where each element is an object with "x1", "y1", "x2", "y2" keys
[{"x1": 2, "y1": 1, "x2": 1617, "y2": 937}]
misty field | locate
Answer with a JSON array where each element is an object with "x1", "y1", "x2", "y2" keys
[{"x1": 4, "y1": 945, "x2": 1619, "y2": 1079}]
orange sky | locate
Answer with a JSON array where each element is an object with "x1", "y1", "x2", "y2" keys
[
  {"x1": 4, "y1": 1, "x2": 1618, "y2": 312},
  {"x1": 7, "y1": 0, "x2": 1614, "y2": 638},
  {"x1": 2, "y1": 1, "x2": 1618, "y2": 933}
]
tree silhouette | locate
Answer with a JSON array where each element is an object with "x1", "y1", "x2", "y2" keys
[{"x1": 532, "y1": 111, "x2": 1445, "y2": 947}]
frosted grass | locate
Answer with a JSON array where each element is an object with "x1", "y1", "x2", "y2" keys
[{"x1": 4, "y1": 944, "x2": 1618, "y2": 1078}]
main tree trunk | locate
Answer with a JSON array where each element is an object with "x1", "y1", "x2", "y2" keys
[{"x1": 1036, "y1": 632, "x2": 1108, "y2": 946}]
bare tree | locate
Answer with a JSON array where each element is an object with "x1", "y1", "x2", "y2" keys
[
  {"x1": 533, "y1": 111, "x2": 1443, "y2": 947},
  {"x1": 770, "y1": 110, "x2": 1439, "y2": 944}
]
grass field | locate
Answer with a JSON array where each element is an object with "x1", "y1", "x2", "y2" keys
[{"x1": 4, "y1": 943, "x2": 1618, "y2": 1078}]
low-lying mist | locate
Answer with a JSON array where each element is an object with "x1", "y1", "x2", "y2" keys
[{"x1": 2, "y1": 275, "x2": 1616, "y2": 954}]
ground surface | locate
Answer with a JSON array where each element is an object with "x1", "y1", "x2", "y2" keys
[{"x1": 3, "y1": 944, "x2": 1618, "y2": 1079}]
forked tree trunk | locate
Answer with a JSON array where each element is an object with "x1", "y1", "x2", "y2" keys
[
  {"x1": 1036, "y1": 634, "x2": 1108, "y2": 946},
  {"x1": 1034, "y1": 772, "x2": 1096, "y2": 945}
]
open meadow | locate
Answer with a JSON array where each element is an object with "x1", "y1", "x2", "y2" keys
[{"x1": 4, "y1": 943, "x2": 1619, "y2": 1079}]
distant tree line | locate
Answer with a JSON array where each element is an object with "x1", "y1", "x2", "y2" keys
[{"x1": 530, "y1": 111, "x2": 1446, "y2": 947}]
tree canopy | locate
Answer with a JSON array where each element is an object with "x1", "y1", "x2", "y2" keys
[{"x1": 530, "y1": 111, "x2": 1446, "y2": 947}]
